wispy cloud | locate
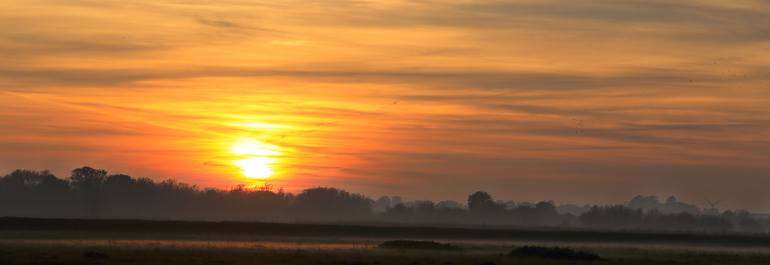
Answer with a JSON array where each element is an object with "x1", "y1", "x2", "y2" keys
[{"x1": 2, "y1": 0, "x2": 770, "y2": 211}]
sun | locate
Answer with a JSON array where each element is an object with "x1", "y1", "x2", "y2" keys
[
  {"x1": 234, "y1": 157, "x2": 274, "y2": 179},
  {"x1": 231, "y1": 139, "x2": 280, "y2": 179}
]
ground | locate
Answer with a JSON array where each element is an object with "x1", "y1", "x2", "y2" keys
[
  {"x1": 1, "y1": 239, "x2": 769, "y2": 265},
  {"x1": 1, "y1": 218, "x2": 769, "y2": 265}
]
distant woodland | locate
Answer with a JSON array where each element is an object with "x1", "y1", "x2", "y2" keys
[{"x1": 1, "y1": 167, "x2": 767, "y2": 234}]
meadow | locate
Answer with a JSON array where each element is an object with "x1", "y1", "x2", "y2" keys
[
  {"x1": 1, "y1": 238, "x2": 770, "y2": 265},
  {"x1": 2, "y1": 218, "x2": 770, "y2": 264}
]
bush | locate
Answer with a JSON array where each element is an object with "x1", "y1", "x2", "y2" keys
[
  {"x1": 378, "y1": 240, "x2": 461, "y2": 251},
  {"x1": 509, "y1": 246, "x2": 600, "y2": 261}
]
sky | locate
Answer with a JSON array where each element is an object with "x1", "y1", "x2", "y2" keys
[{"x1": 2, "y1": 0, "x2": 770, "y2": 211}]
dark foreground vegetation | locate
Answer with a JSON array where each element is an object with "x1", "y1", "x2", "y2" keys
[
  {"x1": 2, "y1": 167, "x2": 769, "y2": 234},
  {"x1": 509, "y1": 246, "x2": 600, "y2": 261},
  {"x1": 1, "y1": 240, "x2": 769, "y2": 265},
  {"x1": 379, "y1": 240, "x2": 461, "y2": 251}
]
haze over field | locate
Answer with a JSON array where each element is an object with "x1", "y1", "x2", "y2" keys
[{"x1": 2, "y1": 0, "x2": 770, "y2": 211}]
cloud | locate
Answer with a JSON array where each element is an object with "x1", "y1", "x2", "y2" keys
[
  {"x1": 3, "y1": 0, "x2": 770, "y2": 211},
  {"x1": 197, "y1": 18, "x2": 240, "y2": 29},
  {"x1": 281, "y1": 0, "x2": 770, "y2": 43},
  {"x1": 2, "y1": 65, "x2": 754, "y2": 90}
]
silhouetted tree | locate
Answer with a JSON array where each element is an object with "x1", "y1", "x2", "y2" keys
[
  {"x1": 734, "y1": 210, "x2": 764, "y2": 233},
  {"x1": 628, "y1": 194, "x2": 699, "y2": 214},
  {"x1": 468, "y1": 191, "x2": 494, "y2": 212},
  {"x1": 436, "y1": 200, "x2": 462, "y2": 209},
  {"x1": 468, "y1": 191, "x2": 506, "y2": 224},
  {"x1": 534, "y1": 201, "x2": 561, "y2": 226},
  {"x1": 373, "y1": 196, "x2": 392, "y2": 213},
  {"x1": 580, "y1": 205, "x2": 643, "y2": 229},
  {"x1": 383, "y1": 203, "x2": 411, "y2": 221},
  {"x1": 0, "y1": 170, "x2": 74, "y2": 217},
  {"x1": 0, "y1": 167, "x2": 766, "y2": 233},
  {"x1": 70, "y1": 167, "x2": 108, "y2": 218},
  {"x1": 291, "y1": 187, "x2": 373, "y2": 221}
]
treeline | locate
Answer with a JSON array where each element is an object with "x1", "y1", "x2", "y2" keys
[{"x1": 1, "y1": 167, "x2": 767, "y2": 234}]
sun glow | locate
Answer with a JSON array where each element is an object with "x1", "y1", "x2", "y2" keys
[
  {"x1": 234, "y1": 157, "x2": 275, "y2": 179},
  {"x1": 231, "y1": 139, "x2": 281, "y2": 179}
]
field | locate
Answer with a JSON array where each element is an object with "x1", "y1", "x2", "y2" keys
[{"x1": 1, "y1": 218, "x2": 770, "y2": 265}]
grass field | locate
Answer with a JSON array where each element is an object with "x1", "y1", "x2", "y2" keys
[
  {"x1": 1, "y1": 239, "x2": 770, "y2": 265},
  {"x1": 1, "y1": 218, "x2": 770, "y2": 264}
]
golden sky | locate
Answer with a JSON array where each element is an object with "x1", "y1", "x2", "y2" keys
[{"x1": 2, "y1": 0, "x2": 770, "y2": 210}]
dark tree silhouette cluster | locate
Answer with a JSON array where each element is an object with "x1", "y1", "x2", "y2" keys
[{"x1": 1, "y1": 167, "x2": 767, "y2": 234}]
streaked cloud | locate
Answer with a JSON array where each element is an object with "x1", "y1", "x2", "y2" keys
[{"x1": 1, "y1": 0, "x2": 770, "y2": 211}]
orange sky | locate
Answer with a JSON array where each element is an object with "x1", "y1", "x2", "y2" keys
[{"x1": 2, "y1": 0, "x2": 770, "y2": 211}]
